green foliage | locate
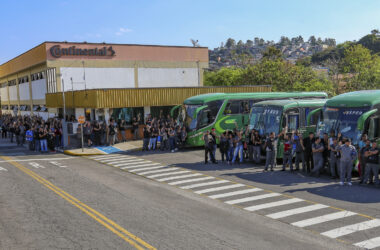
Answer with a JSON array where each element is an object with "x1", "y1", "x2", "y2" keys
[
  {"x1": 205, "y1": 58, "x2": 335, "y2": 95},
  {"x1": 262, "y1": 46, "x2": 282, "y2": 60},
  {"x1": 204, "y1": 67, "x2": 243, "y2": 86}
]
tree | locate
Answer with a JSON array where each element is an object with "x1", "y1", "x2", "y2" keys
[
  {"x1": 371, "y1": 29, "x2": 379, "y2": 35},
  {"x1": 225, "y1": 38, "x2": 236, "y2": 49},
  {"x1": 308, "y1": 36, "x2": 317, "y2": 45},
  {"x1": 204, "y1": 67, "x2": 243, "y2": 86},
  {"x1": 342, "y1": 44, "x2": 372, "y2": 73},
  {"x1": 246, "y1": 40, "x2": 254, "y2": 48},
  {"x1": 279, "y1": 36, "x2": 290, "y2": 46},
  {"x1": 262, "y1": 46, "x2": 282, "y2": 60}
]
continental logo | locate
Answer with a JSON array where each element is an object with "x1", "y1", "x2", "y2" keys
[{"x1": 50, "y1": 45, "x2": 116, "y2": 58}]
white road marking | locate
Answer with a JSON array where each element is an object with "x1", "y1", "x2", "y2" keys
[
  {"x1": 180, "y1": 180, "x2": 230, "y2": 190},
  {"x1": 195, "y1": 184, "x2": 245, "y2": 194},
  {"x1": 0, "y1": 157, "x2": 73, "y2": 163},
  {"x1": 99, "y1": 157, "x2": 136, "y2": 162},
  {"x1": 156, "y1": 173, "x2": 202, "y2": 182},
  {"x1": 354, "y1": 236, "x2": 380, "y2": 249},
  {"x1": 29, "y1": 162, "x2": 45, "y2": 169},
  {"x1": 208, "y1": 188, "x2": 262, "y2": 199},
  {"x1": 49, "y1": 161, "x2": 67, "y2": 168},
  {"x1": 244, "y1": 198, "x2": 303, "y2": 212},
  {"x1": 321, "y1": 219, "x2": 380, "y2": 239},
  {"x1": 291, "y1": 211, "x2": 357, "y2": 228},
  {"x1": 0, "y1": 166, "x2": 8, "y2": 171},
  {"x1": 90, "y1": 155, "x2": 121, "y2": 160},
  {"x1": 130, "y1": 166, "x2": 165, "y2": 172},
  {"x1": 146, "y1": 170, "x2": 190, "y2": 178},
  {"x1": 168, "y1": 177, "x2": 215, "y2": 186},
  {"x1": 225, "y1": 193, "x2": 281, "y2": 205},
  {"x1": 138, "y1": 167, "x2": 179, "y2": 176},
  {"x1": 124, "y1": 163, "x2": 161, "y2": 169},
  {"x1": 113, "y1": 160, "x2": 148, "y2": 166},
  {"x1": 266, "y1": 204, "x2": 329, "y2": 219}
]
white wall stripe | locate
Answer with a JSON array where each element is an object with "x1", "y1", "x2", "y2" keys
[
  {"x1": 321, "y1": 219, "x2": 380, "y2": 239},
  {"x1": 225, "y1": 193, "x2": 281, "y2": 205},
  {"x1": 156, "y1": 173, "x2": 202, "y2": 182},
  {"x1": 195, "y1": 184, "x2": 245, "y2": 194},
  {"x1": 266, "y1": 204, "x2": 329, "y2": 219},
  {"x1": 244, "y1": 198, "x2": 303, "y2": 212},
  {"x1": 130, "y1": 166, "x2": 165, "y2": 172},
  {"x1": 168, "y1": 177, "x2": 215, "y2": 186},
  {"x1": 145, "y1": 170, "x2": 188, "y2": 178},
  {"x1": 291, "y1": 211, "x2": 357, "y2": 228},
  {"x1": 209, "y1": 188, "x2": 262, "y2": 199},
  {"x1": 354, "y1": 236, "x2": 380, "y2": 249},
  {"x1": 123, "y1": 163, "x2": 161, "y2": 169},
  {"x1": 180, "y1": 180, "x2": 230, "y2": 190},
  {"x1": 138, "y1": 168, "x2": 179, "y2": 176}
]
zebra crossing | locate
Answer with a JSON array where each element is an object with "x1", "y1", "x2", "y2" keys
[{"x1": 89, "y1": 154, "x2": 380, "y2": 249}]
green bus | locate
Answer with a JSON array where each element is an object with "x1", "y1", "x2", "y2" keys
[
  {"x1": 317, "y1": 90, "x2": 380, "y2": 146},
  {"x1": 249, "y1": 99, "x2": 328, "y2": 158},
  {"x1": 174, "y1": 92, "x2": 328, "y2": 146}
]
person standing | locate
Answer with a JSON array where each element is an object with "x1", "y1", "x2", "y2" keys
[
  {"x1": 219, "y1": 131, "x2": 228, "y2": 163},
  {"x1": 180, "y1": 126, "x2": 187, "y2": 149},
  {"x1": 282, "y1": 133, "x2": 293, "y2": 171},
  {"x1": 264, "y1": 132, "x2": 280, "y2": 171},
  {"x1": 203, "y1": 131, "x2": 216, "y2": 164},
  {"x1": 328, "y1": 137, "x2": 340, "y2": 179},
  {"x1": 119, "y1": 120, "x2": 127, "y2": 142},
  {"x1": 168, "y1": 127, "x2": 176, "y2": 153},
  {"x1": 359, "y1": 136, "x2": 371, "y2": 183},
  {"x1": 252, "y1": 130, "x2": 262, "y2": 164},
  {"x1": 232, "y1": 130, "x2": 244, "y2": 164},
  {"x1": 303, "y1": 132, "x2": 315, "y2": 173},
  {"x1": 132, "y1": 117, "x2": 139, "y2": 140},
  {"x1": 93, "y1": 121, "x2": 101, "y2": 146},
  {"x1": 310, "y1": 137, "x2": 324, "y2": 177},
  {"x1": 108, "y1": 120, "x2": 116, "y2": 146},
  {"x1": 142, "y1": 125, "x2": 150, "y2": 151},
  {"x1": 25, "y1": 126, "x2": 34, "y2": 151},
  {"x1": 34, "y1": 126, "x2": 40, "y2": 152},
  {"x1": 362, "y1": 141, "x2": 379, "y2": 186},
  {"x1": 227, "y1": 132, "x2": 234, "y2": 165},
  {"x1": 292, "y1": 130, "x2": 305, "y2": 171},
  {"x1": 83, "y1": 121, "x2": 92, "y2": 147},
  {"x1": 337, "y1": 138, "x2": 357, "y2": 186},
  {"x1": 210, "y1": 128, "x2": 218, "y2": 160},
  {"x1": 39, "y1": 127, "x2": 48, "y2": 153}
]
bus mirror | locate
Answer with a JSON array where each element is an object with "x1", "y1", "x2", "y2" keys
[
  {"x1": 306, "y1": 108, "x2": 322, "y2": 126},
  {"x1": 357, "y1": 109, "x2": 378, "y2": 131},
  {"x1": 194, "y1": 105, "x2": 208, "y2": 119},
  {"x1": 170, "y1": 105, "x2": 182, "y2": 118}
]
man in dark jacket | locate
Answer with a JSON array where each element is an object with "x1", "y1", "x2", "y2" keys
[{"x1": 303, "y1": 132, "x2": 315, "y2": 173}]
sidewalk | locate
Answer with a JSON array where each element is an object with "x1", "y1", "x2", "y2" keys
[{"x1": 64, "y1": 140, "x2": 143, "y2": 156}]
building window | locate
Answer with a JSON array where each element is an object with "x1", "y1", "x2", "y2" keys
[
  {"x1": 8, "y1": 79, "x2": 16, "y2": 86},
  {"x1": 47, "y1": 68, "x2": 57, "y2": 93}
]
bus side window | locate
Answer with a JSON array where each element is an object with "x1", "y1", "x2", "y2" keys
[
  {"x1": 310, "y1": 111, "x2": 321, "y2": 126},
  {"x1": 240, "y1": 100, "x2": 250, "y2": 114},
  {"x1": 225, "y1": 100, "x2": 240, "y2": 114},
  {"x1": 368, "y1": 116, "x2": 380, "y2": 140}
]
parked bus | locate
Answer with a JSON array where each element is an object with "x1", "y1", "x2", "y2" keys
[
  {"x1": 317, "y1": 90, "x2": 380, "y2": 146},
  {"x1": 174, "y1": 92, "x2": 328, "y2": 146},
  {"x1": 249, "y1": 99, "x2": 327, "y2": 158}
]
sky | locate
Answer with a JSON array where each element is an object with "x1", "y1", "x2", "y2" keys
[{"x1": 1, "y1": 0, "x2": 379, "y2": 64}]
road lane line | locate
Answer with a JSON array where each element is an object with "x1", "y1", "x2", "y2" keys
[
  {"x1": 0, "y1": 157, "x2": 73, "y2": 163},
  {"x1": 180, "y1": 180, "x2": 230, "y2": 190},
  {"x1": 321, "y1": 219, "x2": 380, "y2": 238},
  {"x1": 102, "y1": 159, "x2": 139, "y2": 164},
  {"x1": 29, "y1": 162, "x2": 45, "y2": 168},
  {"x1": 168, "y1": 177, "x2": 215, "y2": 186},
  {"x1": 244, "y1": 198, "x2": 303, "y2": 212},
  {"x1": 90, "y1": 155, "x2": 124, "y2": 160},
  {"x1": 146, "y1": 170, "x2": 190, "y2": 178},
  {"x1": 138, "y1": 168, "x2": 179, "y2": 176},
  {"x1": 208, "y1": 188, "x2": 262, "y2": 199},
  {"x1": 195, "y1": 184, "x2": 245, "y2": 194},
  {"x1": 156, "y1": 173, "x2": 202, "y2": 182},
  {"x1": 291, "y1": 211, "x2": 357, "y2": 228},
  {"x1": 99, "y1": 157, "x2": 137, "y2": 162},
  {"x1": 0, "y1": 166, "x2": 8, "y2": 171},
  {"x1": 1, "y1": 156, "x2": 155, "y2": 250},
  {"x1": 129, "y1": 166, "x2": 165, "y2": 172},
  {"x1": 225, "y1": 193, "x2": 281, "y2": 205},
  {"x1": 266, "y1": 204, "x2": 329, "y2": 219},
  {"x1": 354, "y1": 236, "x2": 380, "y2": 249}
]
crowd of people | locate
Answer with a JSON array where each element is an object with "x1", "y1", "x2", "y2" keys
[
  {"x1": 0, "y1": 114, "x2": 63, "y2": 152},
  {"x1": 142, "y1": 114, "x2": 187, "y2": 153},
  {"x1": 201, "y1": 124, "x2": 379, "y2": 187}
]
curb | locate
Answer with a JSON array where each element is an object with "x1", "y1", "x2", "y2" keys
[{"x1": 63, "y1": 150, "x2": 106, "y2": 156}]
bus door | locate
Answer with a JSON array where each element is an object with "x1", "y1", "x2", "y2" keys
[
  {"x1": 285, "y1": 108, "x2": 300, "y2": 132},
  {"x1": 366, "y1": 115, "x2": 380, "y2": 142}
]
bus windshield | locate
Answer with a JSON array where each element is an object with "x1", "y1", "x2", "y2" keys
[
  {"x1": 184, "y1": 100, "x2": 224, "y2": 131},
  {"x1": 250, "y1": 106, "x2": 282, "y2": 136},
  {"x1": 184, "y1": 104, "x2": 201, "y2": 131},
  {"x1": 319, "y1": 107, "x2": 369, "y2": 144}
]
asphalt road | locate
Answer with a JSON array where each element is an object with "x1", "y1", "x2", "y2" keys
[{"x1": 0, "y1": 143, "x2": 367, "y2": 249}]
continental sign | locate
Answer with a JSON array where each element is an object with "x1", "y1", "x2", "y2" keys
[{"x1": 50, "y1": 45, "x2": 115, "y2": 58}]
